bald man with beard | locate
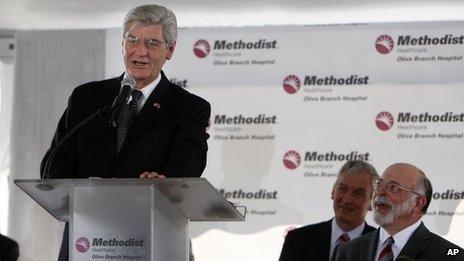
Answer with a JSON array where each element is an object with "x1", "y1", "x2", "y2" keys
[{"x1": 332, "y1": 163, "x2": 463, "y2": 261}]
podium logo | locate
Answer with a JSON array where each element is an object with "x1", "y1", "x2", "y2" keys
[
  {"x1": 375, "y1": 35, "x2": 394, "y2": 54},
  {"x1": 283, "y1": 150, "x2": 301, "y2": 169},
  {"x1": 375, "y1": 111, "x2": 395, "y2": 131},
  {"x1": 75, "y1": 237, "x2": 90, "y2": 253},
  {"x1": 283, "y1": 75, "x2": 301, "y2": 94},
  {"x1": 193, "y1": 39, "x2": 211, "y2": 58}
]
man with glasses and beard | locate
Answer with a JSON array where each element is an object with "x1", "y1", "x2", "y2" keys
[
  {"x1": 332, "y1": 163, "x2": 463, "y2": 261},
  {"x1": 280, "y1": 160, "x2": 379, "y2": 261}
]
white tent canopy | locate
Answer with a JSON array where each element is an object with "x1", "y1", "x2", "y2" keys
[
  {"x1": 1, "y1": 0, "x2": 464, "y2": 30},
  {"x1": 1, "y1": 2, "x2": 464, "y2": 261}
]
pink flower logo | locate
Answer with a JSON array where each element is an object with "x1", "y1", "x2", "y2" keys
[
  {"x1": 283, "y1": 75, "x2": 301, "y2": 94},
  {"x1": 375, "y1": 111, "x2": 394, "y2": 131},
  {"x1": 283, "y1": 150, "x2": 301, "y2": 169},
  {"x1": 375, "y1": 35, "x2": 394, "y2": 54},
  {"x1": 75, "y1": 237, "x2": 90, "y2": 253},
  {"x1": 193, "y1": 39, "x2": 211, "y2": 58}
]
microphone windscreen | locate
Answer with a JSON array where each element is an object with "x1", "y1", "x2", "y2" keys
[{"x1": 121, "y1": 77, "x2": 135, "y2": 89}]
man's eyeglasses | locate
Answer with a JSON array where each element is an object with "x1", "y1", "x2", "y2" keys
[
  {"x1": 124, "y1": 35, "x2": 167, "y2": 49},
  {"x1": 372, "y1": 179, "x2": 423, "y2": 196}
]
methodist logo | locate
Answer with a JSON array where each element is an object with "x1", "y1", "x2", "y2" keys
[
  {"x1": 283, "y1": 150, "x2": 301, "y2": 169},
  {"x1": 375, "y1": 35, "x2": 394, "y2": 54},
  {"x1": 283, "y1": 75, "x2": 301, "y2": 94},
  {"x1": 193, "y1": 39, "x2": 211, "y2": 58},
  {"x1": 375, "y1": 111, "x2": 395, "y2": 131},
  {"x1": 75, "y1": 237, "x2": 90, "y2": 253}
]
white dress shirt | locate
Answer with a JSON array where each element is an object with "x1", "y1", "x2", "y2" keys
[
  {"x1": 375, "y1": 219, "x2": 422, "y2": 260},
  {"x1": 123, "y1": 72, "x2": 161, "y2": 111}
]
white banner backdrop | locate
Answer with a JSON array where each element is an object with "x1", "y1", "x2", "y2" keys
[{"x1": 105, "y1": 21, "x2": 464, "y2": 260}]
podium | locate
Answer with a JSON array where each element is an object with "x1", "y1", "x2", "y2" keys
[{"x1": 15, "y1": 178, "x2": 245, "y2": 261}]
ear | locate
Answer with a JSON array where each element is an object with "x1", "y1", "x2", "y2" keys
[
  {"x1": 415, "y1": 195, "x2": 427, "y2": 213},
  {"x1": 165, "y1": 41, "x2": 177, "y2": 60},
  {"x1": 331, "y1": 189, "x2": 335, "y2": 200}
]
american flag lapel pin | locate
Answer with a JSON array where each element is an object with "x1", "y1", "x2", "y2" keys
[{"x1": 153, "y1": 102, "x2": 161, "y2": 109}]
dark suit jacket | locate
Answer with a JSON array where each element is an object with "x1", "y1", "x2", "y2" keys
[
  {"x1": 279, "y1": 219, "x2": 376, "y2": 261},
  {"x1": 0, "y1": 234, "x2": 19, "y2": 261},
  {"x1": 332, "y1": 222, "x2": 464, "y2": 261},
  {"x1": 40, "y1": 71, "x2": 211, "y2": 261},
  {"x1": 41, "y1": 71, "x2": 210, "y2": 179}
]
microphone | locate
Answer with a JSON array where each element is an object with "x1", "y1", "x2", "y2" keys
[{"x1": 109, "y1": 77, "x2": 134, "y2": 127}]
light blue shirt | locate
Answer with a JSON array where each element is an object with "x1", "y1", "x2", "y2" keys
[{"x1": 330, "y1": 218, "x2": 366, "y2": 258}]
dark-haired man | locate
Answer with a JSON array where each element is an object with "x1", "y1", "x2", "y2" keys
[{"x1": 279, "y1": 160, "x2": 379, "y2": 261}]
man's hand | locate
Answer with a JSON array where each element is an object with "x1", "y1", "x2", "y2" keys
[{"x1": 139, "y1": 171, "x2": 166, "y2": 179}]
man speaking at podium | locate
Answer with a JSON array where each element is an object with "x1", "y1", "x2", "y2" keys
[{"x1": 40, "y1": 5, "x2": 210, "y2": 261}]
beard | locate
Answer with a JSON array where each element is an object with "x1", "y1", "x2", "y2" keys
[{"x1": 372, "y1": 194, "x2": 417, "y2": 226}]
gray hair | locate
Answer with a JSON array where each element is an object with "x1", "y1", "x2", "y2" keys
[
  {"x1": 413, "y1": 169, "x2": 433, "y2": 214},
  {"x1": 122, "y1": 5, "x2": 178, "y2": 46},
  {"x1": 335, "y1": 160, "x2": 379, "y2": 187}
]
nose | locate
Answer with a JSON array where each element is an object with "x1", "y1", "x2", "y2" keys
[
  {"x1": 374, "y1": 185, "x2": 387, "y2": 197},
  {"x1": 342, "y1": 192, "x2": 355, "y2": 204},
  {"x1": 134, "y1": 41, "x2": 149, "y2": 55}
]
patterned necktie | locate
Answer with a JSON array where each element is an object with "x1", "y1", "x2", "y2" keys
[
  {"x1": 116, "y1": 89, "x2": 142, "y2": 152},
  {"x1": 338, "y1": 233, "x2": 350, "y2": 243},
  {"x1": 378, "y1": 237, "x2": 394, "y2": 261}
]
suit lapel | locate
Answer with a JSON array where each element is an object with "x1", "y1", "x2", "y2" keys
[
  {"x1": 319, "y1": 220, "x2": 332, "y2": 260},
  {"x1": 398, "y1": 222, "x2": 428, "y2": 259},
  {"x1": 74, "y1": 75, "x2": 122, "y2": 178},
  {"x1": 106, "y1": 74, "x2": 124, "y2": 96},
  {"x1": 362, "y1": 222, "x2": 376, "y2": 234},
  {"x1": 106, "y1": 74, "x2": 124, "y2": 157},
  {"x1": 79, "y1": 74, "x2": 122, "y2": 152},
  {"x1": 361, "y1": 229, "x2": 379, "y2": 261},
  {"x1": 134, "y1": 74, "x2": 174, "y2": 139}
]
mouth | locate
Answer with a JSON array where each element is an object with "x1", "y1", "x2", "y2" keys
[
  {"x1": 132, "y1": 60, "x2": 149, "y2": 67},
  {"x1": 373, "y1": 201, "x2": 391, "y2": 211},
  {"x1": 337, "y1": 204, "x2": 356, "y2": 212}
]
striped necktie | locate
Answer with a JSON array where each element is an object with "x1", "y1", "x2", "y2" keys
[
  {"x1": 116, "y1": 89, "x2": 142, "y2": 152},
  {"x1": 338, "y1": 233, "x2": 350, "y2": 243},
  {"x1": 378, "y1": 237, "x2": 394, "y2": 261}
]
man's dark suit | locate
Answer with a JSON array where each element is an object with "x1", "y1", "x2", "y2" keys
[
  {"x1": 0, "y1": 234, "x2": 19, "y2": 261},
  {"x1": 332, "y1": 222, "x2": 464, "y2": 261},
  {"x1": 41, "y1": 71, "x2": 211, "y2": 261},
  {"x1": 279, "y1": 219, "x2": 376, "y2": 261}
]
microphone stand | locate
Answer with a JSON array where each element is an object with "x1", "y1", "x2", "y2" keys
[{"x1": 41, "y1": 106, "x2": 112, "y2": 180}]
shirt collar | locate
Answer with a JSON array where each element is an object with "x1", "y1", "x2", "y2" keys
[
  {"x1": 331, "y1": 218, "x2": 366, "y2": 245},
  {"x1": 330, "y1": 218, "x2": 366, "y2": 259},
  {"x1": 378, "y1": 219, "x2": 422, "y2": 259},
  {"x1": 123, "y1": 72, "x2": 161, "y2": 107}
]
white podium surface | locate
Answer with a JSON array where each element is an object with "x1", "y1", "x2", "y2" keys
[{"x1": 15, "y1": 178, "x2": 245, "y2": 261}]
